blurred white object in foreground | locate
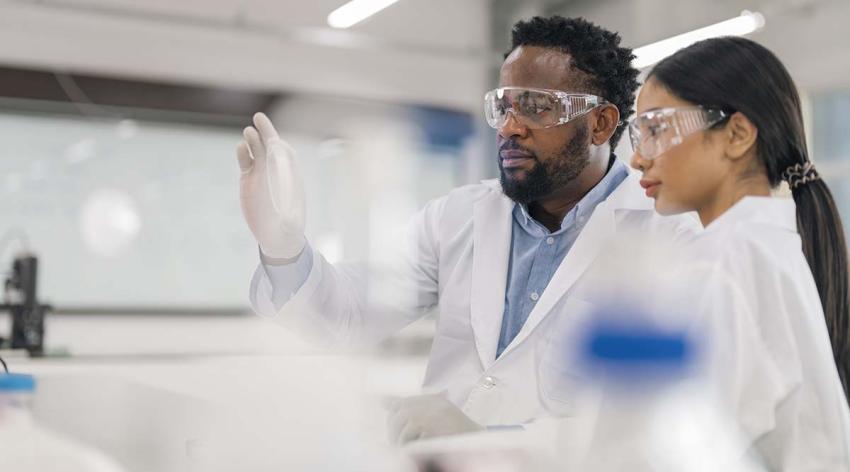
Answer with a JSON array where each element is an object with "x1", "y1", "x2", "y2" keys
[
  {"x1": 10, "y1": 354, "x2": 416, "y2": 472},
  {"x1": 569, "y1": 315, "x2": 765, "y2": 472},
  {"x1": 0, "y1": 373, "x2": 127, "y2": 472},
  {"x1": 559, "y1": 229, "x2": 766, "y2": 472}
]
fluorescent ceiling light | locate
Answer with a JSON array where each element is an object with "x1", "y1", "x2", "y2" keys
[
  {"x1": 327, "y1": 0, "x2": 401, "y2": 29},
  {"x1": 633, "y1": 10, "x2": 765, "y2": 69}
]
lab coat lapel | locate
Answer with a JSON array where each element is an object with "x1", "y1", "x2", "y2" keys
[
  {"x1": 470, "y1": 188, "x2": 514, "y2": 369},
  {"x1": 499, "y1": 201, "x2": 616, "y2": 357}
]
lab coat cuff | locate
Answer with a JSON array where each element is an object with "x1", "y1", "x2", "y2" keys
[
  {"x1": 259, "y1": 244, "x2": 314, "y2": 310},
  {"x1": 269, "y1": 249, "x2": 327, "y2": 322}
]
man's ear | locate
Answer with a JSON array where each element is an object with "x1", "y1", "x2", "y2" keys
[{"x1": 591, "y1": 104, "x2": 620, "y2": 146}]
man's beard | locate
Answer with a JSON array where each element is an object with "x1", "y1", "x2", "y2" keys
[{"x1": 499, "y1": 124, "x2": 590, "y2": 205}]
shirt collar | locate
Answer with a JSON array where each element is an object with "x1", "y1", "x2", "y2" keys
[{"x1": 514, "y1": 158, "x2": 629, "y2": 233}]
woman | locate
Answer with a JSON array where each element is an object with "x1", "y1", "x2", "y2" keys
[{"x1": 629, "y1": 36, "x2": 850, "y2": 469}]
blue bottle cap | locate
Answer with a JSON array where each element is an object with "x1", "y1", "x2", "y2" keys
[
  {"x1": 578, "y1": 314, "x2": 697, "y2": 385},
  {"x1": 0, "y1": 373, "x2": 36, "y2": 392},
  {"x1": 586, "y1": 327, "x2": 690, "y2": 364}
]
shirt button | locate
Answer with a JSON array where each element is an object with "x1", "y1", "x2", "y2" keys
[
  {"x1": 578, "y1": 216, "x2": 586, "y2": 223},
  {"x1": 546, "y1": 237, "x2": 555, "y2": 245},
  {"x1": 482, "y1": 376, "x2": 497, "y2": 389},
  {"x1": 530, "y1": 292, "x2": 539, "y2": 301}
]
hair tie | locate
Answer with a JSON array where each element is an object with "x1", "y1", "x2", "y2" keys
[{"x1": 782, "y1": 161, "x2": 820, "y2": 190}]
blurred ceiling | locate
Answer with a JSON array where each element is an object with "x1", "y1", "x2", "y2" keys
[
  {"x1": 545, "y1": 0, "x2": 850, "y2": 93},
  {"x1": 0, "y1": 0, "x2": 846, "y2": 112},
  {"x1": 0, "y1": 0, "x2": 491, "y2": 111}
]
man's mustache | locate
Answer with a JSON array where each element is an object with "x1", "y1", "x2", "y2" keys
[{"x1": 498, "y1": 139, "x2": 537, "y2": 159}]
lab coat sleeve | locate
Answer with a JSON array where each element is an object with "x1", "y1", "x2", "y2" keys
[{"x1": 249, "y1": 196, "x2": 445, "y2": 346}]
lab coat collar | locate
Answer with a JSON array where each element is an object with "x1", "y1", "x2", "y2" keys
[
  {"x1": 472, "y1": 163, "x2": 657, "y2": 366},
  {"x1": 703, "y1": 196, "x2": 797, "y2": 234},
  {"x1": 602, "y1": 165, "x2": 657, "y2": 212},
  {"x1": 481, "y1": 178, "x2": 501, "y2": 189}
]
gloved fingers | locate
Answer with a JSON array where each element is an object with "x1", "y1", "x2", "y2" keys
[
  {"x1": 236, "y1": 140, "x2": 253, "y2": 174},
  {"x1": 243, "y1": 127, "x2": 267, "y2": 170},
  {"x1": 253, "y1": 112, "x2": 281, "y2": 144}
]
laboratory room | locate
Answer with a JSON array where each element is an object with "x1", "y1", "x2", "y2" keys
[{"x1": 1, "y1": 0, "x2": 850, "y2": 470}]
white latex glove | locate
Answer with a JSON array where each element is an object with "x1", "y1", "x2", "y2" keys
[
  {"x1": 237, "y1": 112, "x2": 306, "y2": 260},
  {"x1": 387, "y1": 394, "x2": 484, "y2": 444}
]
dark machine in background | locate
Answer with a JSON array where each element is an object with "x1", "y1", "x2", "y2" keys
[{"x1": 0, "y1": 255, "x2": 50, "y2": 355}]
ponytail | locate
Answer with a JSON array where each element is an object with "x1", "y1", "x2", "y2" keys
[{"x1": 793, "y1": 178, "x2": 850, "y2": 398}]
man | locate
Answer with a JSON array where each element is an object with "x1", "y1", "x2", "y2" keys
[{"x1": 238, "y1": 16, "x2": 694, "y2": 442}]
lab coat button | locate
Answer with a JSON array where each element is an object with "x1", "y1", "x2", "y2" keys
[{"x1": 482, "y1": 376, "x2": 497, "y2": 389}]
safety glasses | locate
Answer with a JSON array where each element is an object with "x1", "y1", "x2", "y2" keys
[
  {"x1": 484, "y1": 87, "x2": 608, "y2": 130},
  {"x1": 628, "y1": 106, "x2": 728, "y2": 160}
]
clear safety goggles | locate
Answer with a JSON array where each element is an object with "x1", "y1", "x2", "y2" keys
[
  {"x1": 484, "y1": 87, "x2": 607, "y2": 130},
  {"x1": 628, "y1": 106, "x2": 728, "y2": 160}
]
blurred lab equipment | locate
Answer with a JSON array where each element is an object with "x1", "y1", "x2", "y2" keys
[
  {"x1": 566, "y1": 308, "x2": 766, "y2": 472},
  {"x1": 0, "y1": 373, "x2": 127, "y2": 471},
  {"x1": 1, "y1": 253, "x2": 51, "y2": 355}
]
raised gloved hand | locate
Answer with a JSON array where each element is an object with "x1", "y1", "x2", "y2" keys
[
  {"x1": 387, "y1": 394, "x2": 485, "y2": 444},
  {"x1": 237, "y1": 112, "x2": 306, "y2": 260}
]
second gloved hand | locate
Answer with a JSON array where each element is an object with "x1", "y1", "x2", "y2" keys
[
  {"x1": 387, "y1": 394, "x2": 484, "y2": 444},
  {"x1": 237, "y1": 112, "x2": 306, "y2": 260}
]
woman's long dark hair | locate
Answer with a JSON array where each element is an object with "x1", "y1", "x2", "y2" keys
[{"x1": 650, "y1": 36, "x2": 850, "y2": 400}]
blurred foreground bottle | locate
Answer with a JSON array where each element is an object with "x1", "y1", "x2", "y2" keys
[
  {"x1": 568, "y1": 312, "x2": 765, "y2": 472},
  {"x1": 0, "y1": 373, "x2": 127, "y2": 472}
]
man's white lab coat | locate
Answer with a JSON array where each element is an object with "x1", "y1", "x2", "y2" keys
[{"x1": 250, "y1": 169, "x2": 694, "y2": 426}]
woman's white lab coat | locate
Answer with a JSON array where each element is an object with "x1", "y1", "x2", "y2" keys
[
  {"x1": 690, "y1": 196, "x2": 850, "y2": 470},
  {"x1": 249, "y1": 170, "x2": 695, "y2": 426}
]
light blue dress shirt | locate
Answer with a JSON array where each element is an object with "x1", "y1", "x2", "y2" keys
[
  {"x1": 496, "y1": 160, "x2": 627, "y2": 357},
  {"x1": 260, "y1": 160, "x2": 628, "y2": 359}
]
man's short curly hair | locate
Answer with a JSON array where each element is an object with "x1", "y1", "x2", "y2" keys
[{"x1": 506, "y1": 16, "x2": 639, "y2": 151}]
